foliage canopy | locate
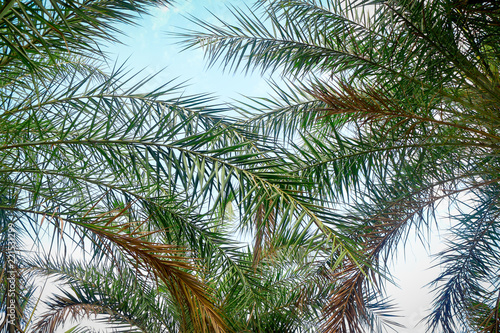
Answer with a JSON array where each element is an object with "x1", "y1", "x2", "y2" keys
[
  {"x1": 180, "y1": 0, "x2": 500, "y2": 331},
  {"x1": 2, "y1": 0, "x2": 500, "y2": 332}
]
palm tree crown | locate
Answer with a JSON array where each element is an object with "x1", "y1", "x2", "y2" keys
[
  {"x1": 179, "y1": 0, "x2": 500, "y2": 332},
  {"x1": 2, "y1": 1, "x2": 364, "y2": 332}
]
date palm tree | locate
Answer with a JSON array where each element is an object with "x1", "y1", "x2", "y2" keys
[
  {"x1": 27, "y1": 249, "x2": 324, "y2": 332},
  {"x1": 0, "y1": 0, "x2": 232, "y2": 331},
  {"x1": 0, "y1": 0, "x2": 368, "y2": 331},
  {"x1": 178, "y1": 0, "x2": 500, "y2": 332},
  {"x1": 0, "y1": 0, "x2": 238, "y2": 331}
]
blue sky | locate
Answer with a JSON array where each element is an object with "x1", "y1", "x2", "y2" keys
[{"x1": 104, "y1": 0, "x2": 273, "y2": 105}]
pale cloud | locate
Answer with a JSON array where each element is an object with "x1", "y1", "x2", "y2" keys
[
  {"x1": 173, "y1": 0, "x2": 194, "y2": 14},
  {"x1": 151, "y1": 0, "x2": 195, "y2": 31},
  {"x1": 151, "y1": 9, "x2": 172, "y2": 31}
]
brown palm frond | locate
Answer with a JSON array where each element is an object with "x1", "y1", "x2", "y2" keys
[
  {"x1": 310, "y1": 81, "x2": 500, "y2": 144},
  {"x1": 34, "y1": 301, "x2": 111, "y2": 333},
  {"x1": 252, "y1": 200, "x2": 277, "y2": 268},
  {"x1": 472, "y1": 289, "x2": 500, "y2": 333},
  {"x1": 321, "y1": 262, "x2": 367, "y2": 332},
  {"x1": 72, "y1": 208, "x2": 227, "y2": 333},
  {"x1": 321, "y1": 189, "x2": 443, "y2": 332}
]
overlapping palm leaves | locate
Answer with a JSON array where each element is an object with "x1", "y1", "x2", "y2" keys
[
  {"x1": 29, "y1": 257, "x2": 180, "y2": 332},
  {"x1": 179, "y1": 0, "x2": 500, "y2": 331},
  {"x1": 28, "y1": 247, "x2": 324, "y2": 332},
  {"x1": 1, "y1": 60, "x2": 234, "y2": 332},
  {"x1": 0, "y1": 0, "x2": 373, "y2": 331},
  {"x1": 5, "y1": 0, "x2": 499, "y2": 331},
  {"x1": 0, "y1": 0, "x2": 228, "y2": 331}
]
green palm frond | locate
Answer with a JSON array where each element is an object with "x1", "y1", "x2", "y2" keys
[
  {"x1": 0, "y1": 0, "x2": 173, "y2": 71},
  {"x1": 428, "y1": 184, "x2": 500, "y2": 333},
  {"x1": 30, "y1": 258, "x2": 177, "y2": 332}
]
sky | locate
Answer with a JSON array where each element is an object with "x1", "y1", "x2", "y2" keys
[
  {"x1": 49, "y1": 0, "x2": 451, "y2": 331},
  {"x1": 102, "y1": 0, "x2": 273, "y2": 104}
]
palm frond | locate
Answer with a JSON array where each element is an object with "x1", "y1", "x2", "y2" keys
[{"x1": 0, "y1": 0, "x2": 173, "y2": 71}]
